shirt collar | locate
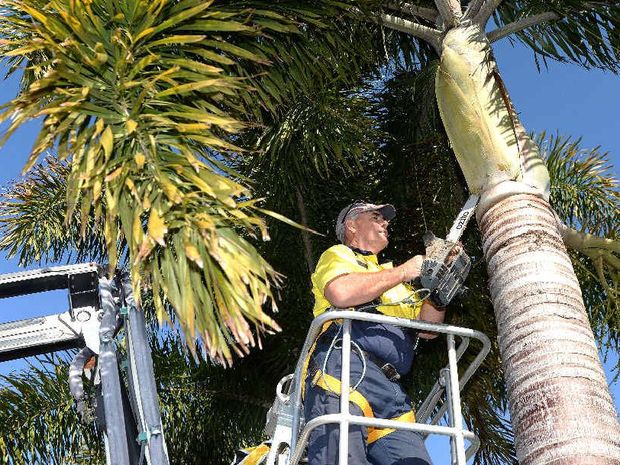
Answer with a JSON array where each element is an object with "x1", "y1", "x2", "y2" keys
[{"x1": 349, "y1": 246, "x2": 379, "y2": 264}]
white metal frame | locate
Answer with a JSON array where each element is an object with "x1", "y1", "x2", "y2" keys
[{"x1": 281, "y1": 310, "x2": 491, "y2": 465}]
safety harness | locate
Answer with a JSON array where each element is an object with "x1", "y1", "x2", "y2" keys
[
  {"x1": 302, "y1": 256, "x2": 426, "y2": 446},
  {"x1": 310, "y1": 369, "x2": 416, "y2": 444}
]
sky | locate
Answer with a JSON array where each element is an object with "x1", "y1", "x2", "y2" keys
[{"x1": 0, "y1": 30, "x2": 619, "y2": 464}]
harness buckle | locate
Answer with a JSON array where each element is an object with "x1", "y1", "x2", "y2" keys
[{"x1": 380, "y1": 363, "x2": 401, "y2": 382}]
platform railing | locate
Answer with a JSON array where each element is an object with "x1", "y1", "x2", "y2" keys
[{"x1": 287, "y1": 310, "x2": 491, "y2": 465}]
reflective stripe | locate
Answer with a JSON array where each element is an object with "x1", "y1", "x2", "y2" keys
[
  {"x1": 311, "y1": 370, "x2": 416, "y2": 444},
  {"x1": 237, "y1": 443, "x2": 270, "y2": 465},
  {"x1": 367, "y1": 410, "x2": 416, "y2": 444},
  {"x1": 312, "y1": 370, "x2": 375, "y2": 419}
]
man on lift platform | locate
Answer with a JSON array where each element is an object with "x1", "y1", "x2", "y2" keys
[{"x1": 305, "y1": 201, "x2": 447, "y2": 465}]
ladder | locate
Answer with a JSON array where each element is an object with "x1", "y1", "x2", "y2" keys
[
  {"x1": 0, "y1": 264, "x2": 170, "y2": 465},
  {"x1": 263, "y1": 309, "x2": 491, "y2": 465}
]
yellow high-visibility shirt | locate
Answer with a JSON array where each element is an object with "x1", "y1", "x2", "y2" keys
[{"x1": 311, "y1": 244, "x2": 422, "y2": 319}]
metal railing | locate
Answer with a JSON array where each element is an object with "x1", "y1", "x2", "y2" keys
[{"x1": 285, "y1": 310, "x2": 491, "y2": 465}]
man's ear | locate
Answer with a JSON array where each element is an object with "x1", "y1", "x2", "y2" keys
[{"x1": 345, "y1": 218, "x2": 357, "y2": 236}]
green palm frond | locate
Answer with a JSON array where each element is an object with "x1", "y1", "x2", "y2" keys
[
  {"x1": 0, "y1": 157, "x2": 108, "y2": 265},
  {"x1": 540, "y1": 132, "x2": 620, "y2": 349},
  {"x1": 0, "y1": 354, "x2": 104, "y2": 465},
  {"x1": 493, "y1": 1, "x2": 620, "y2": 71},
  {"x1": 541, "y1": 132, "x2": 619, "y2": 237},
  {"x1": 378, "y1": 64, "x2": 442, "y2": 144},
  {"x1": 248, "y1": 87, "x2": 380, "y2": 186},
  {"x1": 0, "y1": 0, "x2": 366, "y2": 364},
  {"x1": 233, "y1": 3, "x2": 385, "y2": 122}
]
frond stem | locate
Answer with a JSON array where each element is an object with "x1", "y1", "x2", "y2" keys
[
  {"x1": 379, "y1": 13, "x2": 442, "y2": 51},
  {"x1": 433, "y1": 0, "x2": 463, "y2": 28},
  {"x1": 473, "y1": 0, "x2": 503, "y2": 26},
  {"x1": 463, "y1": 0, "x2": 486, "y2": 19},
  {"x1": 295, "y1": 187, "x2": 315, "y2": 274},
  {"x1": 385, "y1": 2, "x2": 439, "y2": 22},
  {"x1": 488, "y1": 11, "x2": 561, "y2": 42},
  {"x1": 558, "y1": 221, "x2": 620, "y2": 254}
]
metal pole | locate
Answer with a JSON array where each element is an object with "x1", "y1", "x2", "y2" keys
[
  {"x1": 447, "y1": 334, "x2": 466, "y2": 465},
  {"x1": 441, "y1": 368, "x2": 457, "y2": 465},
  {"x1": 120, "y1": 275, "x2": 170, "y2": 465},
  {"x1": 339, "y1": 319, "x2": 352, "y2": 465},
  {"x1": 98, "y1": 277, "x2": 131, "y2": 465}
]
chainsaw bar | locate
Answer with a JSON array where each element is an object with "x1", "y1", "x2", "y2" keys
[{"x1": 446, "y1": 194, "x2": 479, "y2": 244}]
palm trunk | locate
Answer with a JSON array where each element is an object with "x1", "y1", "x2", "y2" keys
[
  {"x1": 479, "y1": 193, "x2": 620, "y2": 464},
  {"x1": 433, "y1": 23, "x2": 620, "y2": 464}
]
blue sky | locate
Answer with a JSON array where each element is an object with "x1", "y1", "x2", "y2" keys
[{"x1": 0, "y1": 33, "x2": 618, "y2": 464}]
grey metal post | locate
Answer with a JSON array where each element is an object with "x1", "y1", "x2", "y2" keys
[
  {"x1": 441, "y1": 367, "x2": 457, "y2": 465},
  {"x1": 447, "y1": 334, "x2": 466, "y2": 465},
  {"x1": 120, "y1": 275, "x2": 170, "y2": 465},
  {"x1": 99, "y1": 277, "x2": 131, "y2": 465},
  {"x1": 339, "y1": 319, "x2": 352, "y2": 465}
]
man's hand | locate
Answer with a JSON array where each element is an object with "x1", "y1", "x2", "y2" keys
[
  {"x1": 398, "y1": 255, "x2": 425, "y2": 282},
  {"x1": 447, "y1": 242, "x2": 463, "y2": 262}
]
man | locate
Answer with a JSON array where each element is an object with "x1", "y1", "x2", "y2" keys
[{"x1": 304, "y1": 201, "x2": 446, "y2": 465}]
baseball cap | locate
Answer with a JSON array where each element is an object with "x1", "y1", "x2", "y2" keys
[{"x1": 335, "y1": 201, "x2": 396, "y2": 243}]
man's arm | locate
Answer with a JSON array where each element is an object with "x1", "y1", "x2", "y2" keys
[
  {"x1": 324, "y1": 255, "x2": 424, "y2": 308},
  {"x1": 417, "y1": 301, "x2": 445, "y2": 340},
  {"x1": 324, "y1": 253, "x2": 446, "y2": 339}
]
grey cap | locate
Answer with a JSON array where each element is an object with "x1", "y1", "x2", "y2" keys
[{"x1": 335, "y1": 201, "x2": 396, "y2": 243}]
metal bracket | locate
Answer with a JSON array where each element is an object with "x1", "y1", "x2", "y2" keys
[{"x1": 0, "y1": 263, "x2": 101, "y2": 361}]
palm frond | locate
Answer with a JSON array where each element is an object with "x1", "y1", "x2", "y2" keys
[
  {"x1": 493, "y1": 1, "x2": 620, "y2": 72},
  {"x1": 232, "y1": 2, "x2": 387, "y2": 122},
  {"x1": 0, "y1": 157, "x2": 108, "y2": 265},
  {"x1": 0, "y1": 0, "x2": 367, "y2": 364},
  {"x1": 0, "y1": 354, "x2": 104, "y2": 465},
  {"x1": 246, "y1": 86, "x2": 380, "y2": 191},
  {"x1": 541, "y1": 132, "x2": 619, "y2": 237}
]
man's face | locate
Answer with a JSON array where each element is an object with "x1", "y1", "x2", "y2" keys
[{"x1": 348, "y1": 210, "x2": 389, "y2": 252}]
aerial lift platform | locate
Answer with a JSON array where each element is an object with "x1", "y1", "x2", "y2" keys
[{"x1": 258, "y1": 309, "x2": 490, "y2": 465}]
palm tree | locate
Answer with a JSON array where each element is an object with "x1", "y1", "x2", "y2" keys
[
  {"x1": 369, "y1": 1, "x2": 620, "y2": 463},
  {"x1": 2, "y1": 130, "x2": 616, "y2": 465},
  {"x1": 0, "y1": 0, "x2": 379, "y2": 365}
]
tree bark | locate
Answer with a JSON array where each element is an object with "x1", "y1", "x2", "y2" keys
[
  {"x1": 295, "y1": 187, "x2": 314, "y2": 274},
  {"x1": 478, "y1": 193, "x2": 620, "y2": 464}
]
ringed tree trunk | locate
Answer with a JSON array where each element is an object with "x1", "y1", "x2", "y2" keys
[{"x1": 434, "y1": 23, "x2": 620, "y2": 464}]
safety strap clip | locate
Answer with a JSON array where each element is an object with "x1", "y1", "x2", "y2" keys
[{"x1": 137, "y1": 425, "x2": 162, "y2": 444}]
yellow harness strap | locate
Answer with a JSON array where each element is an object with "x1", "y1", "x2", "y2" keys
[
  {"x1": 312, "y1": 370, "x2": 374, "y2": 418},
  {"x1": 300, "y1": 320, "x2": 336, "y2": 399},
  {"x1": 312, "y1": 370, "x2": 416, "y2": 444},
  {"x1": 367, "y1": 410, "x2": 416, "y2": 444}
]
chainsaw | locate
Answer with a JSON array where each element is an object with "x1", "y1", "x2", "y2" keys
[{"x1": 416, "y1": 195, "x2": 479, "y2": 307}]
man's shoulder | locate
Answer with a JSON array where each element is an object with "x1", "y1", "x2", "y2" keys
[
  {"x1": 324, "y1": 244, "x2": 353, "y2": 254},
  {"x1": 318, "y1": 244, "x2": 355, "y2": 262}
]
